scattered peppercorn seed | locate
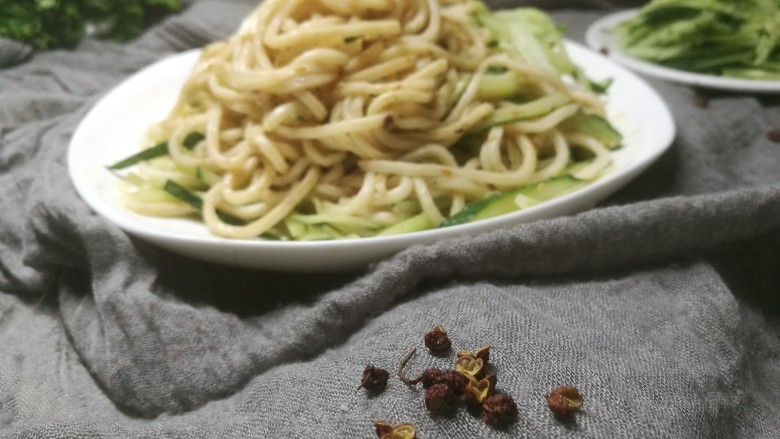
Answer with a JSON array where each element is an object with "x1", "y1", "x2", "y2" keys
[
  {"x1": 768, "y1": 129, "x2": 780, "y2": 143},
  {"x1": 546, "y1": 386, "x2": 583, "y2": 417},
  {"x1": 424, "y1": 325, "x2": 451, "y2": 354},
  {"x1": 358, "y1": 365, "x2": 390, "y2": 392},
  {"x1": 693, "y1": 94, "x2": 709, "y2": 108},
  {"x1": 395, "y1": 329, "x2": 521, "y2": 429},
  {"x1": 482, "y1": 393, "x2": 518, "y2": 426}
]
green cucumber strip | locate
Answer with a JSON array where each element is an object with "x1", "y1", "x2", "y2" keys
[
  {"x1": 559, "y1": 113, "x2": 622, "y2": 149},
  {"x1": 289, "y1": 213, "x2": 382, "y2": 233},
  {"x1": 295, "y1": 224, "x2": 346, "y2": 241},
  {"x1": 162, "y1": 180, "x2": 244, "y2": 226},
  {"x1": 126, "y1": 187, "x2": 180, "y2": 203},
  {"x1": 182, "y1": 132, "x2": 206, "y2": 148},
  {"x1": 378, "y1": 213, "x2": 434, "y2": 236},
  {"x1": 122, "y1": 172, "x2": 146, "y2": 187},
  {"x1": 438, "y1": 194, "x2": 501, "y2": 228},
  {"x1": 287, "y1": 217, "x2": 349, "y2": 240},
  {"x1": 162, "y1": 180, "x2": 289, "y2": 240},
  {"x1": 587, "y1": 77, "x2": 613, "y2": 95},
  {"x1": 477, "y1": 71, "x2": 521, "y2": 100},
  {"x1": 163, "y1": 180, "x2": 204, "y2": 210},
  {"x1": 108, "y1": 142, "x2": 167, "y2": 170},
  {"x1": 472, "y1": 175, "x2": 586, "y2": 222},
  {"x1": 108, "y1": 132, "x2": 205, "y2": 170},
  {"x1": 286, "y1": 219, "x2": 309, "y2": 240},
  {"x1": 470, "y1": 92, "x2": 570, "y2": 134},
  {"x1": 439, "y1": 174, "x2": 587, "y2": 228},
  {"x1": 561, "y1": 159, "x2": 592, "y2": 177},
  {"x1": 196, "y1": 167, "x2": 222, "y2": 186}
]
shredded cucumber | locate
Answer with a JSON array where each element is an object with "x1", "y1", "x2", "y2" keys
[
  {"x1": 615, "y1": 0, "x2": 780, "y2": 79},
  {"x1": 559, "y1": 112, "x2": 622, "y2": 149},
  {"x1": 439, "y1": 173, "x2": 588, "y2": 228},
  {"x1": 108, "y1": 132, "x2": 204, "y2": 170},
  {"x1": 471, "y1": 92, "x2": 571, "y2": 133},
  {"x1": 162, "y1": 180, "x2": 245, "y2": 226},
  {"x1": 477, "y1": 70, "x2": 523, "y2": 100},
  {"x1": 196, "y1": 167, "x2": 221, "y2": 186},
  {"x1": 377, "y1": 213, "x2": 433, "y2": 236}
]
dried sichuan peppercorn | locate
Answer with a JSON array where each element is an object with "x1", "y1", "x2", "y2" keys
[
  {"x1": 358, "y1": 365, "x2": 389, "y2": 392},
  {"x1": 457, "y1": 345, "x2": 491, "y2": 365},
  {"x1": 385, "y1": 423, "x2": 417, "y2": 439},
  {"x1": 418, "y1": 368, "x2": 443, "y2": 388},
  {"x1": 374, "y1": 420, "x2": 417, "y2": 439},
  {"x1": 546, "y1": 386, "x2": 583, "y2": 417},
  {"x1": 424, "y1": 325, "x2": 451, "y2": 354},
  {"x1": 463, "y1": 374, "x2": 497, "y2": 408},
  {"x1": 454, "y1": 355, "x2": 485, "y2": 380},
  {"x1": 416, "y1": 368, "x2": 467, "y2": 394},
  {"x1": 693, "y1": 94, "x2": 709, "y2": 108},
  {"x1": 482, "y1": 393, "x2": 518, "y2": 426},
  {"x1": 374, "y1": 420, "x2": 394, "y2": 437},
  {"x1": 425, "y1": 383, "x2": 456, "y2": 413},
  {"x1": 439, "y1": 369, "x2": 469, "y2": 394}
]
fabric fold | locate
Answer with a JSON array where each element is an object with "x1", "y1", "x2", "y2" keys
[{"x1": 0, "y1": 38, "x2": 32, "y2": 68}]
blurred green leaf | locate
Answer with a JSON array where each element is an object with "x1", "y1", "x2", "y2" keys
[{"x1": 0, "y1": 0, "x2": 182, "y2": 50}]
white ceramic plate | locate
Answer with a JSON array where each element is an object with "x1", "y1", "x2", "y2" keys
[
  {"x1": 68, "y1": 41, "x2": 675, "y2": 272},
  {"x1": 586, "y1": 10, "x2": 780, "y2": 93}
]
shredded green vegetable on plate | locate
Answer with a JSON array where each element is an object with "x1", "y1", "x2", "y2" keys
[{"x1": 615, "y1": 0, "x2": 780, "y2": 79}]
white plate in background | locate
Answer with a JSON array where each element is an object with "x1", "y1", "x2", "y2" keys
[
  {"x1": 586, "y1": 9, "x2": 780, "y2": 94},
  {"x1": 68, "y1": 42, "x2": 675, "y2": 272}
]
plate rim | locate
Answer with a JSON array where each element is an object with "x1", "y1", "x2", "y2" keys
[
  {"x1": 585, "y1": 9, "x2": 780, "y2": 93},
  {"x1": 67, "y1": 40, "x2": 676, "y2": 271}
]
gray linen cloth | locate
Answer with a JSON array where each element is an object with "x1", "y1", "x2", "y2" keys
[{"x1": 1, "y1": 1, "x2": 779, "y2": 437}]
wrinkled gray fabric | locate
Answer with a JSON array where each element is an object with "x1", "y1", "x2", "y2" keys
[
  {"x1": 1, "y1": 1, "x2": 779, "y2": 438},
  {"x1": 0, "y1": 39, "x2": 32, "y2": 68}
]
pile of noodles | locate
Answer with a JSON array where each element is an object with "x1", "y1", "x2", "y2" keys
[{"x1": 127, "y1": 0, "x2": 611, "y2": 239}]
